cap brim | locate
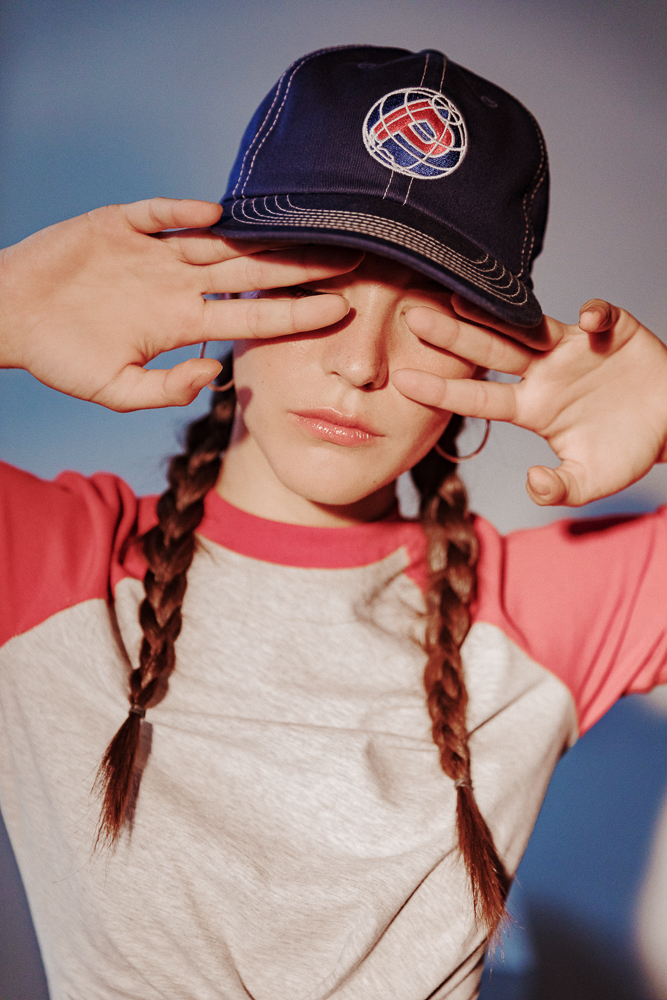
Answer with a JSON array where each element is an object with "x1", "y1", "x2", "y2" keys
[{"x1": 214, "y1": 192, "x2": 543, "y2": 328}]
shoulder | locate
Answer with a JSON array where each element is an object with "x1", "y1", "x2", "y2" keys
[
  {"x1": 472, "y1": 508, "x2": 667, "y2": 732},
  {"x1": 0, "y1": 462, "x2": 157, "y2": 645}
]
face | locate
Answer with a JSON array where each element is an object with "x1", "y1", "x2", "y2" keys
[{"x1": 217, "y1": 253, "x2": 477, "y2": 526}]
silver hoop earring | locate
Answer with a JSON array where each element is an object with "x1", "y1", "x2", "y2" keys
[
  {"x1": 199, "y1": 342, "x2": 234, "y2": 392},
  {"x1": 434, "y1": 419, "x2": 491, "y2": 463}
]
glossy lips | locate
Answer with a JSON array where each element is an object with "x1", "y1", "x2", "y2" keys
[{"x1": 291, "y1": 408, "x2": 383, "y2": 446}]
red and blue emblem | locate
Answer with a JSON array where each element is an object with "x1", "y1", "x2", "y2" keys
[{"x1": 363, "y1": 88, "x2": 467, "y2": 180}]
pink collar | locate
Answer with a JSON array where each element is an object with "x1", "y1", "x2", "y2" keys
[{"x1": 198, "y1": 490, "x2": 426, "y2": 571}]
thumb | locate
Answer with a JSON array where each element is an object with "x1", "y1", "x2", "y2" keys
[
  {"x1": 526, "y1": 463, "x2": 582, "y2": 506},
  {"x1": 96, "y1": 358, "x2": 222, "y2": 411}
]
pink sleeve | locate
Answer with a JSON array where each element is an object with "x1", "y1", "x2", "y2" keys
[
  {"x1": 0, "y1": 462, "x2": 156, "y2": 647},
  {"x1": 473, "y1": 509, "x2": 667, "y2": 734}
]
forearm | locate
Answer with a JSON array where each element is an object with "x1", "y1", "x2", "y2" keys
[{"x1": 0, "y1": 239, "x2": 33, "y2": 370}]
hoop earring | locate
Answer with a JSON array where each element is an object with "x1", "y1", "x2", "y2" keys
[
  {"x1": 199, "y1": 342, "x2": 234, "y2": 392},
  {"x1": 434, "y1": 419, "x2": 491, "y2": 463}
]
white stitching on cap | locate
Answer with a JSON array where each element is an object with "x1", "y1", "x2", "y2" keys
[
  {"x1": 233, "y1": 68, "x2": 289, "y2": 198},
  {"x1": 362, "y1": 88, "x2": 468, "y2": 180},
  {"x1": 235, "y1": 195, "x2": 523, "y2": 300},
  {"x1": 230, "y1": 196, "x2": 529, "y2": 304},
  {"x1": 517, "y1": 106, "x2": 548, "y2": 280},
  {"x1": 239, "y1": 45, "x2": 353, "y2": 198},
  {"x1": 419, "y1": 53, "x2": 429, "y2": 87}
]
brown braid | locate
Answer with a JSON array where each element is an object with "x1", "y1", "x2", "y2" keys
[
  {"x1": 94, "y1": 356, "x2": 236, "y2": 846},
  {"x1": 95, "y1": 366, "x2": 507, "y2": 929},
  {"x1": 411, "y1": 415, "x2": 510, "y2": 933}
]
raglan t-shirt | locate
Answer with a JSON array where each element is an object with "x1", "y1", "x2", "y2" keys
[{"x1": 1, "y1": 460, "x2": 667, "y2": 1000}]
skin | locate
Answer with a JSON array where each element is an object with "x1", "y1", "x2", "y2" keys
[
  {"x1": 0, "y1": 198, "x2": 361, "y2": 409},
  {"x1": 2, "y1": 197, "x2": 667, "y2": 514},
  {"x1": 395, "y1": 296, "x2": 667, "y2": 506},
  {"x1": 217, "y1": 254, "x2": 477, "y2": 526}
]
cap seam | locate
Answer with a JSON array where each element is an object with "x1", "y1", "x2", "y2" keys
[
  {"x1": 238, "y1": 45, "x2": 356, "y2": 198},
  {"x1": 233, "y1": 70, "x2": 288, "y2": 199},
  {"x1": 419, "y1": 52, "x2": 429, "y2": 87},
  {"x1": 517, "y1": 107, "x2": 548, "y2": 279}
]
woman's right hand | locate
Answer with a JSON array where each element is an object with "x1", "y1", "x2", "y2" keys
[{"x1": 0, "y1": 197, "x2": 360, "y2": 410}]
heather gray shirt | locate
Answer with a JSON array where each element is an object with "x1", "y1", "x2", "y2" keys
[{"x1": 5, "y1": 468, "x2": 664, "y2": 999}]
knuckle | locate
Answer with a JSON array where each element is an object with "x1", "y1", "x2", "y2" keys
[
  {"x1": 241, "y1": 257, "x2": 256, "y2": 289},
  {"x1": 478, "y1": 339, "x2": 498, "y2": 369},
  {"x1": 246, "y1": 256, "x2": 265, "y2": 288},
  {"x1": 246, "y1": 301, "x2": 262, "y2": 337},
  {"x1": 470, "y1": 382, "x2": 490, "y2": 416},
  {"x1": 290, "y1": 297, "x2": 301, "y2": 332},
  {"x1": 147, "y1": 199, "x2": 165, "y2": 230}
]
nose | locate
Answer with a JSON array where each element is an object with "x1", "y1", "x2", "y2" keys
[{"x1": 323, "y1": 282, "x2": 397, "y2": 390}]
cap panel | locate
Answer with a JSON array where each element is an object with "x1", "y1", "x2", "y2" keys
[
  {"x1": 234, "y1": 48, "x2": 434, "y2": 200},
  {"x1": 403, "y1": 61, "x2": 548, "y2": 277}
]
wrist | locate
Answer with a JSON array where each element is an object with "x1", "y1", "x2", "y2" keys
[{"x1": 0, "y1": 241, "x2": 32, "y2": 370}]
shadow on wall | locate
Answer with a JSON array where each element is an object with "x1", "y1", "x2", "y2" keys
[
  {"x1": 480, "y1": 905, "x2": 654, "y2": 1000},
  {"x1": 0, "y1": 812, "x2": 49, "y2": 1000}
]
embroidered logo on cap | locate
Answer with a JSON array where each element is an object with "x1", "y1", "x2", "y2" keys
[{"x1": 363, "y1": 88, "x2": 467, "y2": 180}]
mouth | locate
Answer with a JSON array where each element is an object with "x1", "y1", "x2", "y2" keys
[{"x1": 290, "y1": 408, "x2": 383, "y2": 446}]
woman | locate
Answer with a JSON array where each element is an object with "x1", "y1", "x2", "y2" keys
[{"x1": 2, "y1": 45, "x2": 666, "y2": 1000}]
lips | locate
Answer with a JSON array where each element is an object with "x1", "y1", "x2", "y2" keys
[{"x1": 290, "y1": 408, "x2": 383, "y2": 446}]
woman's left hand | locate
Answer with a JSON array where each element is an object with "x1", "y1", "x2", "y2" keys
[{"x1": 392, "y1": 297, "x2": 667, "y2": 506}]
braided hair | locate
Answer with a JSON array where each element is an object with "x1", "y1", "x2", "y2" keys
[
  {"x1": 94, "y1": 355, "x2": 236, "y2": 845},
  {"x1": 95, "y1": 358, "x2": 508, "y2": 932},
  {"x1": 412, "y1": 417, "x2": 510, "y2": 931}
]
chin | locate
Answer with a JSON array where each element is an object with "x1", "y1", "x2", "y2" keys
[
  {"x1": 283, "y1": 475, "x2": 387, "y2": 508},
  {"x1": 269, "y1": 454, "x2": 395, "y2": 508}
]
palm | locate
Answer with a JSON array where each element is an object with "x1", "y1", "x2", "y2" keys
[{"x1": 392, "y1": 298, "x2": 667, "y2": 506}]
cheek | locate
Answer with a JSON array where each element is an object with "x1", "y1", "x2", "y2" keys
[
  {"x1": 392, "y1": 400, "x2": 451, "y2": 463},
  {"x1": 232, "y1": 338, "x2": 316, "y2": 409}
]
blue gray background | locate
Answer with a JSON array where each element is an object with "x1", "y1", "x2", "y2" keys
[{"x1": 1, "y1": 1, "x2": 666, "y2": 997}]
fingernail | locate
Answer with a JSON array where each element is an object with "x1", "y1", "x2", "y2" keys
[
  {"x1": 191, "y1": 371, "x2": 217, "y2": 390},
  {"x1": 528, "y1": 470, "x2": 552, "y2": 496},
  {"x1": 531, "y1": 481, "x2": 551, "y2": 497}
]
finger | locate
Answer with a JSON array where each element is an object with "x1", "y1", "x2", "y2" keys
[
  {"x1": 526, "y1": 461, "x2": 591, "y2": 507},
  {"x1": 450, "y1": 293, "x2": 562, "y2": 350},
  {"x1": 95, "y1": 358, "x2": 223, "y2": 411},
  {"x1": 578, "y1": 299, "x2": 616, "y2": 332},
  {"x1": 525, "y1": 466, "x2": 569, "y2": 506},
  {"x1": 120, "y1": 197, "x2": 223, "y2": 234},
  {"x1": 405, "y1": 306, "x2": 532, "y2": 375},
  {"x1": 578, "y1": 301, "x2": 641, "y2": 357},
  {"x1": 157, "y1": 230, "x2": 290, "y2": 263},
  {"x1": 578, "y1": 299, "x2": 620, "y2": 333},
  {"x1": 392, "y1": 369, "x2": 517, "y2": 421},
  {"x1": 202, "y1": 292, "x2": 350, "y2": 340},
  {"x1": 158, "y1": 232, "x2": 279, "y2": 265},
  {"x1": 200, "y1": 245, "x2": 364, "y2": 291}
]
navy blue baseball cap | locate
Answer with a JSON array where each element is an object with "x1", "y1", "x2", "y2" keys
[{"x1": 214, "y1": 45, "x2": 549, "y2": 326}]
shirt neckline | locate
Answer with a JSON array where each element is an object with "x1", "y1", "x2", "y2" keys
[{"x1": 197, "y1": 490, "x2": 424, "y2": 569}]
